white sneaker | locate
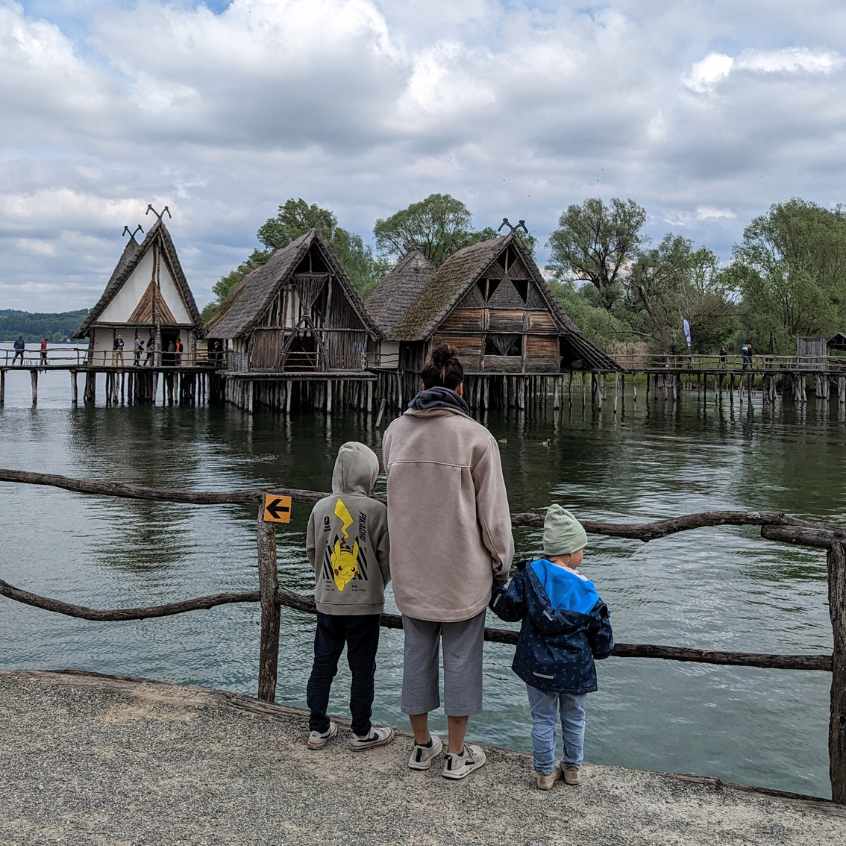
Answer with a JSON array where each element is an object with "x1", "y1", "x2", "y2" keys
[
  {"x1": 408, "y1": 734, "x2": 444, "y2": 770},
  {"x1": 307, "y1": 721, "x2": 338, "y2": 750},
  {"x1": 442, "y1": 744, "x2": 487, "y2": 780},
  {"x1": 349, "y1": 726, "x2": 396, "y2": 751}
]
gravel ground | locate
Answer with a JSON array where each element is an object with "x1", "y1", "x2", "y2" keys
[{"x1": 1, "y1": 670, "x2": 844, "y2": 846}]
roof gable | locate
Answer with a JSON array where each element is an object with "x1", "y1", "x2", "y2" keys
[
  {"x1": 206, "y1": 230, "x2": 379, "y2": 340},
  {"x1": 75, "y1": 221, "x2": 202, "y2": 337}
]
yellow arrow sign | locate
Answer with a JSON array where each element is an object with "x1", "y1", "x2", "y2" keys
[{"x1": 262, "y1": 493, "x2": 292, "y2": 524}]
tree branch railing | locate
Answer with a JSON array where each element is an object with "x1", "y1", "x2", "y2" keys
[{"x1": 0, "y1": 468, "x2": 843, "y2": 802}]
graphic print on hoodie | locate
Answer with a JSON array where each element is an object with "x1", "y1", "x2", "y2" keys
[{"x1": 306, "y1": 441, "x2": 390, "y2": 616}]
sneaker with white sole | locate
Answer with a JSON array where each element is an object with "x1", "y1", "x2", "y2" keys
[
  {"x1": 442, "y1": 744, "x2": 487, "y2": 780},
  {"x1": 349, "y1": 726, "x2": 396, "y2": 751},
  {"x1": 408, "y1": 734, "x2": 444, "y2": 770},
  {"x1": 307, "y1": 721, "x2": 338, "y2": 750}
]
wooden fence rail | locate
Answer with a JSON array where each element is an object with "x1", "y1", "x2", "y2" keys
[{"x1": 0, "y1": 468, "x2": 843, "y2": 802}]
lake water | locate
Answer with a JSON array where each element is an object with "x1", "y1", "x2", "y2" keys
[{"x1": 1, "y1": 353, "x2": 844, "y2": 797}]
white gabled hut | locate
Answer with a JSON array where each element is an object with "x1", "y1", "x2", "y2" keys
[{"x1": 75, "y1": 215, "x2": 203, "y2": 366}]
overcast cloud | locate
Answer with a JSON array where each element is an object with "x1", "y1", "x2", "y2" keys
[{"x1": 1, "y1": 0, "x2": 845, "y2": 311}]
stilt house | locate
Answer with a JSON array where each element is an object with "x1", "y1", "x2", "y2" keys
[
  {"x1": 205, "y1": 230, "x2": 379, "y2": 373},
  {"x1": 75, "y1": 218, "x2": 203, "y2": 365},
  {"x1": 366, "y1": 233, "x2": 618, "y2": 374}
]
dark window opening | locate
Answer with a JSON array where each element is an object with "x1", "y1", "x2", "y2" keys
[
  {"x1": 485, "y1": 334, "x2": 522, "y2": 356},
  {"x1": 476, "y1": 278, "x2": 501, "y2": 301},
  {"x1": 512, "y1": 279, "x2": 529, "y2": 302}
]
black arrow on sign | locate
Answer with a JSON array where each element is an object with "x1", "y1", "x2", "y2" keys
[{"x1": 265, "y1": 498, "x2": 291, "y2": 520}]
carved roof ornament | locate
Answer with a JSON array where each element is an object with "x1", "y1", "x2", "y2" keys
[
  {"x1": 497, "y1": 217, "x2": 529, "y2": 236},
  {"x1": 145, "y1": 204, "x2": 172, "y2": 222},
  {"x1": 122, "y1": 225, "x2": 144, "y2": 242}
]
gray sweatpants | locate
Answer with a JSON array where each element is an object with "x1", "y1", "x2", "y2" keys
[{"x1": 400, "y1": 611, "x2": 485, "y2": 717}]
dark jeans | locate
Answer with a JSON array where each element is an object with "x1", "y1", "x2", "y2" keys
[{"x1": 306, "y1": 612, "x2": 381, "y2": 736}]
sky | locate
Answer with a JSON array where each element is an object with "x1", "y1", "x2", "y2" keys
[{"x1": 2, "y1": 0, "x2": 845, "y2": 312}]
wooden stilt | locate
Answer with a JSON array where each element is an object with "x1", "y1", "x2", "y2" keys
[
  {"x1": 829, "y1": 542, "x2": 846, "y2": 803},
  {"x1": 257, "y1": 515, "x2": 280, "y2": 704},
  {"x1": 30, "y1": 370, "x2": 38, "y2": 407}
]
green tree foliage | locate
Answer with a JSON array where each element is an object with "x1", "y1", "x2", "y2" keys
[
  {"x1": 725, "y1": 199, "x2": 846, "y2": 351},
  {"x1": 548, "y1": 198, "x2": 646, "y2": 310},
  {"x1": 373, "y1": 194, "x2": 533, "y2": 265},
  {"x1": 548, "y1": 282, "x2": 634, "y2": 348},
  {"x1": 205, "y1": 198, "x2": 387, "y2": 323},
  {"x1": 0, "y1": 309, "x2": 88, "y2": 342},
  {"x1": 627, "y1": 235, "x2": 735, "y2": 351}
]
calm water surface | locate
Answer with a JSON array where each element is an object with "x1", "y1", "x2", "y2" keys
[{"x1": 1, "y1": 356, "x2": 844, "y2": 797}]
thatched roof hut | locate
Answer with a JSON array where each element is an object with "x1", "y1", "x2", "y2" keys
[{"x1": 366, "y1": 233, "x2": 618, "y2": 373}]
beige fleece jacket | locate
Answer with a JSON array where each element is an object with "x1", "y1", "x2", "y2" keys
[{"x1": 382, "y1": 407, "x2": 514, "y2": 622}]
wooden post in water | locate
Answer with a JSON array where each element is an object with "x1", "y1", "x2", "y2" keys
[
  {"x1": 257, "y1": 514, "x2": 280, "y2": 704},
  {"x1": 1, "y1": 369, "x2": 5, "y2": 406},
  {"x1": 30, "y1": 370, "x2": 38, "y2": 407},
  {"x1": 829, "y1": 542, "x2": 846, "y2": 804}
]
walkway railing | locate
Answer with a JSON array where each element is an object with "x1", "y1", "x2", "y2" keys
[
  {"x1": 0, "y1": 347, "x2": 221, "y2": 369},
  {"x1": 613, "y1": 352, "x2": 846, "y2": 372},
  {"x1": 0, "y1": 467, "x2": 843, "y2": 801}
]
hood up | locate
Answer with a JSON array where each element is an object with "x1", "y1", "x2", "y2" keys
[{"x1": 331, "y1": 441, "x2": 380, "y2": 496}]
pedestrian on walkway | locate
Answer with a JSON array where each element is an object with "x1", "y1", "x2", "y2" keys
[
  {"x1": 12, "y1": 336, "x2": 25, "y2": 366},
  {"x1": 382, "y1": 344, "x2": 514, "y2": 781},
  {"x1": 40, "y1": 338, "x2": 48, "y2": 367}
]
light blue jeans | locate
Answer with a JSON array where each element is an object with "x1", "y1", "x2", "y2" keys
[{"x1": 526, "y1": 684, "x2": 587, "y2": 774}]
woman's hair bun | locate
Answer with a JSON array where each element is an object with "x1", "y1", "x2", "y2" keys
[{"x1": 422, "y1": 343, "x2": 464, "y2": 390}]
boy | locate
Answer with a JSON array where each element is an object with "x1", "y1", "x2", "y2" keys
[
  {"x1": 490, "y1": 505, "x2": 613, "y2": 790},
  {"x1": 305, "y1": 441, "x2": 395, "y2": 752}
]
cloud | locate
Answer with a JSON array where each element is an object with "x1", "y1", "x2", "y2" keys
[
  {"x1": 1, "y1": 1, "x2": 846, "y2": 312},
  {"x1": 684, "y1": 47, "x2": 844, "y2": 93}
]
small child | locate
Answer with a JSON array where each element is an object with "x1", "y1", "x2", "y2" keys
[
  {"x1": 305, "y1": 441, "x2": 395, "y2": 752},
  {"x1": 490, "y1": 505, "x2": 613, "y2": 790}
]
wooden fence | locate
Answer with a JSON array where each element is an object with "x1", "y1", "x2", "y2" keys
[{"x1": 0, "y1": 467, "x2": 843, "y2": 802}]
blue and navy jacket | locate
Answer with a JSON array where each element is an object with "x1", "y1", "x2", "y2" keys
[{"x1": 490, "y1": 559, "x2": 614, "y2": 695}]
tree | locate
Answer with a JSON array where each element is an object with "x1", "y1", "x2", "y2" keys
[
  {"x1": 373, "y1": 194, "x2": 533, "y2": 265},
  {"x1": 549, "y1": 281, "x2": 636, "y2": 348},
  {"x1": 547, "y1": 198, "x2": 646, "y2": 310},
  {"x1": 728, "y1": 199, "x2": 846, "y2": 351},
  {"x1": 626, "y1": 235, "x2": 734, "y2": 351},
  {"x1": 204, "y1": 198, "x2": 386, "y2": 322}
]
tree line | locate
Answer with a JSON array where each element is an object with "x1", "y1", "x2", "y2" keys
[
  {"x1": 205, "y1": 195, "x2": 846, "y2": 354},
  {"x1": 0, "y1": 309, "x2": 88, "y2": 343}
]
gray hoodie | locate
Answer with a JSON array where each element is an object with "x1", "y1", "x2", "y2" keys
[{"x1": 306, "y1": 442, "x2": 390, "y2": 616}]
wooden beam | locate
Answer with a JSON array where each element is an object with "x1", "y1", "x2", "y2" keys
[
  {"x1": 256, "y1": 517, "x2": 280, "y2": 704},
  {"x1": 830, "y1": 542, "x2": 846, "y2": 803}
]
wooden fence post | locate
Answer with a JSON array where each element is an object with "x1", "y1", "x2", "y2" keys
[
  {"x1": 257, "y1": 514, "x2": 280, "y2": 703},
  {"x1": 830, "y1": 541, "x2": 846, "y2": 803}
]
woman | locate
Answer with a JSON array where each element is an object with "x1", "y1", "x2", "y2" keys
[{"x1": 382, "y1": 344, "x2": 514, "y2": 781}]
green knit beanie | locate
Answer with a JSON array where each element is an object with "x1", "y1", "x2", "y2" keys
[{"x1": 543, "y1": 505, "x2": 588, "y2": 557}]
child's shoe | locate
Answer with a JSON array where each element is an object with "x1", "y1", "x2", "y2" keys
[
  {"x1": 408, "y1": 734, "x2": 443, "y2": 770},
  {"x1": 307, "y1": 721, "x2": 338, "y2": 750},
  {"x1": 442, "y1": 744, "x2": 487, "y2": 780},
  {"x1": 534, "y1": 769, "x2": 561, "y2": 790},
  {"x1": 562, "y1": 764, "x2": 581, "y2": 786},
  {"x1": 349, "y1": 726, "x2": 396, "y2": 751}
]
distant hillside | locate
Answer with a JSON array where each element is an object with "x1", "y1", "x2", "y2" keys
[{"x1": 0, "y1": 309, "x2": 88, "y2": 343}]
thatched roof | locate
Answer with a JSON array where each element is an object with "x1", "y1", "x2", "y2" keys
[
  {"x1": 75, "y1": 221, "x2": 202, "y2": 338},
  {"x1": 206, "y1": 230, "x2": 379, "y2": 341},
  {"x1": 365, "y1": 249, "x2": 433, "y2": 336},
  {"x1": 376, "y1": 233, "x2": 618, "y2": 371},
  {"x1": 387, "y1": 237, "x2": 510, "y2": 341}
]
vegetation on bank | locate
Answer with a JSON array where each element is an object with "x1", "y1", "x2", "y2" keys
[
  {"x1": 205, "y1": 195, "x2": 846, "y2": 355},
  {"x1": 0, "y1": 309, "x2": 87, "y2": 343}
]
